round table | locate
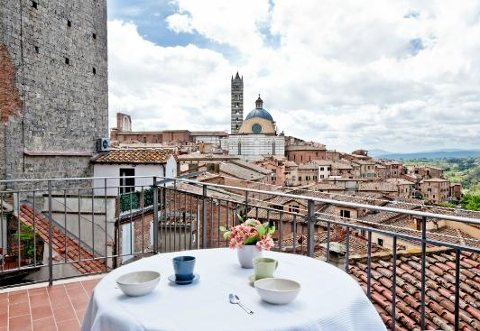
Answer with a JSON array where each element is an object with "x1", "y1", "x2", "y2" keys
[{"x1": 81, "y1": 248, "x2": 385, "y2": 331}]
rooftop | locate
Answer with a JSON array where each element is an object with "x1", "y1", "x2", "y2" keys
[{"x1": 92, "y1": 149, "x2": 174, "y2": 164}]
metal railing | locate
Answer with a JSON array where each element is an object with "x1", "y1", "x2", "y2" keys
[{"x1": 1, "y1": 175, "x2": 480, "y2": 330}]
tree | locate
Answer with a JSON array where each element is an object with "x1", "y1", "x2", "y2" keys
[{"x1": 461, "y1": 193, "x2": 480, "y2": 211}]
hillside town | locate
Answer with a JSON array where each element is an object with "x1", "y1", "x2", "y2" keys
[
  {"x1": 1, "y1": 1, "x2": 480, "y2": 329},
  {"x1": 109, "y1": 72, "x2": 462, "y2": 207}
]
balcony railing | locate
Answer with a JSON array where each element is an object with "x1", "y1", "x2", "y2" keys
[{"x1": 1, "y1": 176, "x2": 480, "y2": 330}]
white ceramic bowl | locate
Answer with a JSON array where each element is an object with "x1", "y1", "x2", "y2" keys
[
  {"x1": 254, "y1": 278, "x2": 301, "y2": 305},
  {"x1": 116, "y1": 271, "x2": 161, "y2": 297}
]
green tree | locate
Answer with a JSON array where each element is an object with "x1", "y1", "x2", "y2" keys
[{"x1": 461, "y1": 193, "x2": 480, "y2": 211}]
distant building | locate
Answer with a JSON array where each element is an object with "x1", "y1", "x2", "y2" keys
[
  {"x1": 285, "y1": 137, "x2": 327, "y2": 163},
  {"x1": 221, "y1": 94, "x2": 285, "y2": 161},
  {"x1": 231, "y1": 72, "x2": 244, "y2": 134},
  {"x1": 418, "y1": 178, "x2": 450, "y2": 203},
  {"x1": 92, "y1": 149, "x2": 177, "y2": 195},
  {"x1": 110, "y1": 113, "x2": 228, "y2": 146}
]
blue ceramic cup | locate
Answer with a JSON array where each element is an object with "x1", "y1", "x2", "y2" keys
[{"x1": 173, "y1": 256, "x2": 196, "y2": 281}]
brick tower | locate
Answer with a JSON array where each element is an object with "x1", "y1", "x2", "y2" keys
[
  {"x1": 0, "y1": 1, "x2": 108, "y2": 182},
  {"x1": 231, "y1": 72, "x2": 243, "y2": 134}
]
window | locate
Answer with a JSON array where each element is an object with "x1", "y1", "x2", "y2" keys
[
  {"x1": 320, "y1": 175, "x2": 324, "y2": 179},
  {"x1": 238, "y1": 142, "x2": 241, "y2": 155},
  {"x1": 92, "y1": 33, "x2": 97, "y2": 39},
  {"x1": 65, "y1": 57, "x2": 70, "y2": 65},
  {"x1": 289, "y1": 205, "x2": 299, "y2": 213},
  {"x1": 34, "y1": 46, "x2": 39, "y2": 53},
  {"x1": 377, "y1": 238, "x2": 384, "y2": 246},
  {"x1": 120, "y1": 168, "x2": 135, "y2": 194},
  {"x1": 92, "y1": 67, "x2": 96, "y2": 75},
  {"x1": 31, "y1": 1, "x2": 38, "y2": 9},
  {"x1": 313, "y1": 176, "x2": 317, "y2": 181},
  {"x1": 67, "y1": 20, "x2": 72, "y2": 27},
  {"x1": 320, "y1": 167, "x2": 324, "y2": 171},
  {"x1": 340, "y1": 210, "x2": 351, "y2": 218},
  {"x1": 298, "y1": 176, "x2": 302, "y2": 181}
]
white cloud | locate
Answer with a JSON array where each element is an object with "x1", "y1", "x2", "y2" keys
[
  {"x1": 165, "y1": 13, "x2": 194, "y2": 33},
  {"x1": 109, "y1": 0, "x2": 480, "y2": 153}
]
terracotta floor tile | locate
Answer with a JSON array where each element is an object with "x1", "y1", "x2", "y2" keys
[
  {"x1": 9, "y1": 315, "x2": 32, "y2": 331},
  {"x1": 9, "y1": 303, "x2": 30, "y2": 318},
  {"x1": 9, "y1": 292, "x2": 29, "y2": 305},
  {"x1": 66, "y1": 288, "x2": 87, "y2": 298},
  {"x1": 32, "y1": 317, "x2": 57, "y2": 331},
  {"x1": 75, "y1": 308, "x2": 86, "y2": 321},
  {"x1": 56, "y1": 319, "x2": 79, "y2": 331},
  {"x1": 28, "y1": 288, "x2": 47, "y2": 297},
  {"x1": 0, "y1": 327, "x2": 7, "y2": 331},
  {"x1": 64, "y1": 283, "x2": 83, "y2": 291},
  {"x1": 31, "y1": 305, "x2": 53, "y2": 321},
  {"x1": 53, "y1": 307, "x2": 76, "y2": 323},
  {"x1": 30, "y1": 295, "x2": 50, "y2": 308},
  {"x1": 70, "y1": 297, "x2": 89, "y2": 310},
  {"x1": 0, "y1": 313, "x2": 7, "y2": 328}
]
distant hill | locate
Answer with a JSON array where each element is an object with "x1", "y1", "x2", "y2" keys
[{"x1": 377, "y1": 149, "x2": 480, "y2": 161}]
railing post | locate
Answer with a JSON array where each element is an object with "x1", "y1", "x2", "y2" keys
[
  {"x1": 152, "y1": 177, "x2": 159, "y2": 254},
  {"x1": 47, "y1": 180, "x2": 53, "y2": 286},
  {"x1": 202, "y1": 185, "x2": 207, "y2": 249},
  {"x1": 420, "y1": 216, "x2": 427, "y2": 331},
  {"x1": 306, "y1": 199, "x2": 315, "y2": 257}
]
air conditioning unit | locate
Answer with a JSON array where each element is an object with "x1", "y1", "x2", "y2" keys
[{"x1": 96, "y1": 138, "x2": 110, "y2": 152}]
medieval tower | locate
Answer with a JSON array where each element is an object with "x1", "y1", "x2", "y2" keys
[
  {"x1": 230, "y1": 72, "x2": 243, "y2": 134},
  {"x1": 0, "y1": 0, "x2": 108, "y2": 182}
]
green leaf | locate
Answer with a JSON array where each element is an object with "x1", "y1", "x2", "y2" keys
[
  {"x1": 267, "y1": 226, "x2": 276, "y2": 235},
  {"x1": 245, "y1": 219, "x2": 257, "y2": 226},
  {"x1": 236, "y1": 213, "x2": 244, "y2": 223},
  {"x1": 244, "y1": 236, "x2": 258, "y2": 245},
  {"x1": 223, "y1": 231, "x2": 231, "y2": 240},
  {"x1": 256, "y1": 225, "x2": 266, "y2": 236}
]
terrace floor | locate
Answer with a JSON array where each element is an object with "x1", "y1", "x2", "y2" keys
[{"x1": 0, "y1": 276, "x2": 102, "y2": 331}]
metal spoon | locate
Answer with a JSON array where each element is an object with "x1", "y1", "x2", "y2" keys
[{"x1": 229, "y1": 293, "x2": 254, "y2": 315}]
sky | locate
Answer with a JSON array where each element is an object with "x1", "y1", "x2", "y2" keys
[{"x1": 107, "y1": 0, "x2": 480, "y2": 153}]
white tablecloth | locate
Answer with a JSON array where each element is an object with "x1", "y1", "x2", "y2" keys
[{"x1": 81, "y1": 248, "x2": 385, "y2": 331}]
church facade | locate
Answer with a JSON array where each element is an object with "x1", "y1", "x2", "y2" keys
[{"x1": 222, "y1": 73, "x2": 285, "y2": 162}]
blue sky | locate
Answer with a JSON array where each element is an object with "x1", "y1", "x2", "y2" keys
[{"x1": 107, "y1": 0, "x2": 480, "y2": 153}]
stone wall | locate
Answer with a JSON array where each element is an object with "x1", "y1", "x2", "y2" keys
[{"x1": 0, "y1": 0, "x2": 108, "y2": 183}]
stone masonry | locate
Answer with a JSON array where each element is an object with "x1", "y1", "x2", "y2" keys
[{"x1": 0, "y1": 0, "x2": 108, "y2": 183}]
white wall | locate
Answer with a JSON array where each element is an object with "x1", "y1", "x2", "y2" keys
[
  {"x1": 93, "y1": 156, "x2": 178, "y2": 196},
  {"x1": 93, "y1": 164, "x2": 165, "y2": 196},
  {"x1": 222, "y1": 135, "x2": 285, "y2": 162},
  {"x1": 165, "y1": 156, "x2": 177, "y2": 179}
]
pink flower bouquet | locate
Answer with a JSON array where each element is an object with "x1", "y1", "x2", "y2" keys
[{"x1": 220, "y1": 218, "x2": 275, "y2": 250}]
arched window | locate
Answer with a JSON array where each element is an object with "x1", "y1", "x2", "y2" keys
[{"x1": 238, "y1": 141, "x2": 242, "y2": 155}]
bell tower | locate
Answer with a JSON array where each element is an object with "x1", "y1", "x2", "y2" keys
[{"x1": 231, "y1": 72, "x2": 244, "y2": 134}]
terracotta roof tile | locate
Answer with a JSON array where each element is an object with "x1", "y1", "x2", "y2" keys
[
  {"x1": 93, "y1": 149, "x2": 173, "y2": 164},
  {"x1": 17, "y1": 204, "x2": 106, "y2": 275},
  {"x1": 350, "y1": 250, "x2": 480, "y2": 330}
]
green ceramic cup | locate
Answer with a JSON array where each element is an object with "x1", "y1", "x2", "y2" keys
[{"x1": 253, "y1": 257, "x2": 278, "y2": 280}]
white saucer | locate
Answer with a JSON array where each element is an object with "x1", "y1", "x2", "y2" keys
[{"x1": 168, "y1": 274, "x2": 200, "y2": 285}]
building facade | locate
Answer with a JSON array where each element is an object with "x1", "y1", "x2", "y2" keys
[
  {"x1": 222, "y1": 95, "x2": 285, "y2": 162},
  {"x1": 0, "y1": 0, "x2": 108, "y2": 182},
  {"x1": 231, "y1": 72, "x2": 244, "y2": 134}
]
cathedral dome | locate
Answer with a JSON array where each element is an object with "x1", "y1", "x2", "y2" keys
[{"x1": 244, "y1": 95, "x2": 274, "y2": 122}]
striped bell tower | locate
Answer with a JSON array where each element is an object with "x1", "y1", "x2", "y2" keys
[{"x1": 231, "y1": 72, "x2": 244, "y2": 134}]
